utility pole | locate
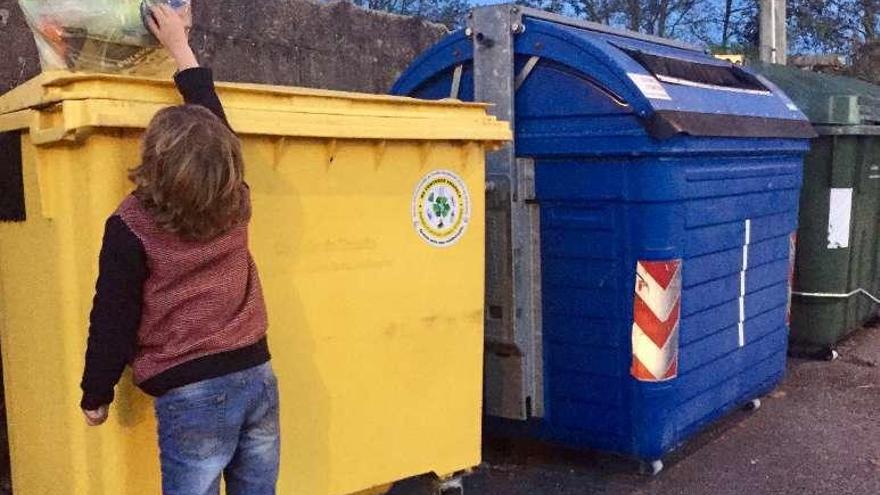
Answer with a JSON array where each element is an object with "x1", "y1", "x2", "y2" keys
[{"x1": 760, "y1": 0, "x2": 787, "y2": 64}]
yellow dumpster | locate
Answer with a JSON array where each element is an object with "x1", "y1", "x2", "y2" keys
[{"x1": 0, "y1": 71, "x2": 510, "y2": 495}]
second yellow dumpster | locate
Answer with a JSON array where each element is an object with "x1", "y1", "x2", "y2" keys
[{"x1": 0, "y1": 71, "x2": 510, "y2": 494}]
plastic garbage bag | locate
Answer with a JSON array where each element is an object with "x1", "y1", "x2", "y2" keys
[{"x1": 18, "y1": 0, "x2": 191, "y2": 75}]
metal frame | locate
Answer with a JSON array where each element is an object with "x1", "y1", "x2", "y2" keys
[
  {"x1": 469, "y1": 5, "x2": 545, "y2": 420},
  {"x1": 509, "y1": 5, "x2": 703, "y2": 53},
  {"x1": 468, "y1": 3, "x2": 703, "y2": 422}
]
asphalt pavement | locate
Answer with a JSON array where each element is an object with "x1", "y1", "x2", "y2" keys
[{"x1": 457, "y1": 323, "x2": 880, "y2": 495}]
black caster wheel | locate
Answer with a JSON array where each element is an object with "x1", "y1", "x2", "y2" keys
[
  {"x1": 640, "y1": 459, "x2": 664, "y2": 476},
  {"x1": 743, "y1": 398, "x2": 762, "y2": 412},
  {"x1": 435, "y1": 477, "x2": 464, "y2": 495}
]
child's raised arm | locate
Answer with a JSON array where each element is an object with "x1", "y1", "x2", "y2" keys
[
  {"x1": 146, "y1": 5, "x2": 197, "y2": 71},
  {"x1": 147, "y1": 5, "x2": 231, "y2": 129}
]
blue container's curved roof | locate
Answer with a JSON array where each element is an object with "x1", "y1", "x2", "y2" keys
[{"x1": 394, "y1": 15, "x2": 813, "y2": 139}]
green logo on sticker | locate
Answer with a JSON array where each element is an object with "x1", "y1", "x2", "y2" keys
[
  {"x1": 430, "y1": 194, "x2": 452, "y2": 227},
  {"x1": 412, "y1": 170, "x2": 471, "y2": 248}
]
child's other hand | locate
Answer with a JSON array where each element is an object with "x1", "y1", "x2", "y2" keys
[
  {"x1": 83, "y1": 405, "x2": 109, "y2": 427},
  {"x1": 146, "y1": 4, "x2": 199, "y2": 71}
]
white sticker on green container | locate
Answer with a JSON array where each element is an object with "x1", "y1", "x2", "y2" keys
[
  {"x1": 628, "y1": 73, "x2": 671, "y2": 100},
  {"x1": 828, "y1": 188, "x2": 853, "y2": 249},
  {"x1": 412, "y1": 170, "x2": 471, "y2": 248}
]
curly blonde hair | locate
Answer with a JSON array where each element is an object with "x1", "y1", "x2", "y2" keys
[{"x1": 130, "y1": 105, "x2": 250, "y2": 242}]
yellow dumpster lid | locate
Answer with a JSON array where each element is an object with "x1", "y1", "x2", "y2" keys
[{"x1": 0, "y1": 71, "x2": 511, "y2": 145}]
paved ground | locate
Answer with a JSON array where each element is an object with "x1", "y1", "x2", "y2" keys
[{"x1": 450, "y1": 323, "x2": 880, "y2": 495}]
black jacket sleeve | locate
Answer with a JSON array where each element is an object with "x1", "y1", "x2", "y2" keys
[
  {"x1": 80, "y1": 216, "x2": 148, "y2": 410},
  {"x1": 174, "y1": 67, "x2": 231, "y2": 129},
  {"x1": 175, "y1": 67, "x2": 249, "y2": 188}
]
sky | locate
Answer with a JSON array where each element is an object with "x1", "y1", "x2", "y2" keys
[{"x1": 461, "y1": 1, "x2": 752, "y2": 49}]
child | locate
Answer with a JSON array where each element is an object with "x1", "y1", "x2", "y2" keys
[{"x1": 79, "y1": 5, "x2": 279, "y2": 494}]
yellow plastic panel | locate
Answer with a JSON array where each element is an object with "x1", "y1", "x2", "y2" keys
[
  {"x1": 248, "y1": 136, "x2": 486, "y2": 494},
  {"x1": 0, "y1": 132, "x2": 159, "y2": 495},
  {"x1": 0, "y1": 72, "x2": 510, "y2": 143},
  {"x1": 0, "y1": 73, "x2": 507, "y2": 494}
]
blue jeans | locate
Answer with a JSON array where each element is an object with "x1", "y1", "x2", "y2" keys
[{"x1": 154, "y1": 363, "x2": 280, "y2": 495}]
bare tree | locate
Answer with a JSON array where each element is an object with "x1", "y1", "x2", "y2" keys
[
  {"x1": 788, "y1": 0, "x2": 862, "y2": 53},
  {"x1": 567, "y1": 0, "x2": 621, "y2": 24},
  {"x1": 860, "y1": 0, "x2": 880, "y2": 40},
  {"x1": 351, "y1": 0, "x2": 470, "y2": 27},
  {"x1": 355, "y1": 0, "x2": 762, "y2": 48},
  {"x1": 722, "y1": 0, "x2": 735, "y2": 46}
]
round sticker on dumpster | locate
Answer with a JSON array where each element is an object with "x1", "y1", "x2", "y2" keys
[{"x1": 412, "y1": 170, "x2": 471, "y2": 247}]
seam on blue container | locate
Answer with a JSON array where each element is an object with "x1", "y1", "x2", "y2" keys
[
  {"x1": 677, "y1": 343, "x2": 786, "y2": 396},
  {"x1": 683, "y1": 258, "x2": 791, "y2": 293},
  {"x1": 681, "y1": 281, "x2": 788, "y2": 317},
  {"x1": 685, "y1": 209, "x2": 798, "y2": 231},
  {"x1": 745, "y1": 273, "x2": 792, "y2": 294},
  {"x1": 675, "y1": 334, "x2": 787, "y2": 403},
  {"x1": 745, "y1": 232, "x2": 802, "y2": 247},
  {"x1": 544, "y1": 282, "x2": 621, "y2": 290},
  {"x1": 740, "y1": 325, "x2": 789, "y2": 347},
  {"x1": 680, "y1": 328, "x2": 785, "y2": 379},
  {"x1": 675, "y1": 377, "x2": 781, "y2": 439},
  {"x1": 684, "y1": 242, "x2": 791, "y2": 264},
  {"x1": 686, "y1": 217, "x2": 796, "y2": 254},
  {"x1": 547, "y1": 363, "x2": 624, "y2": 378},
  {"x1": 681, "y1": 302, "x2": 787, "y2": 347},
  {"x1": 683, "y1": 258, "x2": 790, "y2": 290},
  {"x1": 687, "y1": 233, "x2": 792, "y2": 258},
  {"x1": 544, "y1": 338, "x2": 619, "y2": 352},
  {"x1": 543, "y1": 337, "x2": 623, "y2": 349},
  {"x1": 679, "y1": 322, "x2": 786, "y2": 373},
  {"x1": 686, "y1": 211, "x2": 799, "y2": 230},
  {"x1": 683, "y1": 264, "x2": 791, "y2": 293},
  {"x1": 685, "y1": 167, "x2": 801, "y2": 182},
  {"x1": 683, "y1": 231, "x2": 799, "y2": 263},
  {"x1": 550, "y1": 396, "x2": 629, "y2": 415}
]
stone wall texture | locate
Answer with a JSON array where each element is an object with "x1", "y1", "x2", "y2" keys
[{"x1": 0, "y1": 0, "x2": 448, "y2": 95}]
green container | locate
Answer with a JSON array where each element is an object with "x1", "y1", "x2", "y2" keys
[{"x1": 752, "y1": 63, "x2": 880, "y2": 354}]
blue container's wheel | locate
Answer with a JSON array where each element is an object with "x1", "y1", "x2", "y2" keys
[
  {"x1": 743, "y1": 398, "x2": 763, "y2": 412},
  {"x1": 639, "y1": 459, "x2": 663, "y2": 476},
  {"x1": 640, "y1": 459, "x2": 664, "y2": 476}
]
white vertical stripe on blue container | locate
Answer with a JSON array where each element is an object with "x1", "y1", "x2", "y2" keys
[{"x1": 739, "y1": 219, "x2": 751, "y2": 348}]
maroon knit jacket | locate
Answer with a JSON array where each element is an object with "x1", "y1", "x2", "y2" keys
[
  {"x1": 80, "y1": 68, "x2": 270, "y2": 410},
  {"x1": 116, "y1": 195, "x2": 268, "y2": 385}
]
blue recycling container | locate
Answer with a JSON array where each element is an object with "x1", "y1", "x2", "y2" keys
[{"x1": 393, "y1": 7, "x2": 814, "y2": 467}]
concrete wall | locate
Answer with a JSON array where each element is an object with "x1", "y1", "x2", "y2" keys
[
  {"x1": 0, "y1": 0, "x2": 448, "y2": 95},
  {"x1": 0, "y1": 2, "x2": 39, "y2": 96}
]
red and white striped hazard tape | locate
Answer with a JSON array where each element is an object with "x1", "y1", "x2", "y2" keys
[{"x1": 631, "y1": 259, "x2": 682, "y2": 382}]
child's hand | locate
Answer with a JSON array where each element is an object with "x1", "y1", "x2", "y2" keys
[
  {"x1": 146, "y1": 4, "x2": 199, "y2": 71},
  {"x1": 83, "y1": 405, "x2": 109, "y2": 427}
]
